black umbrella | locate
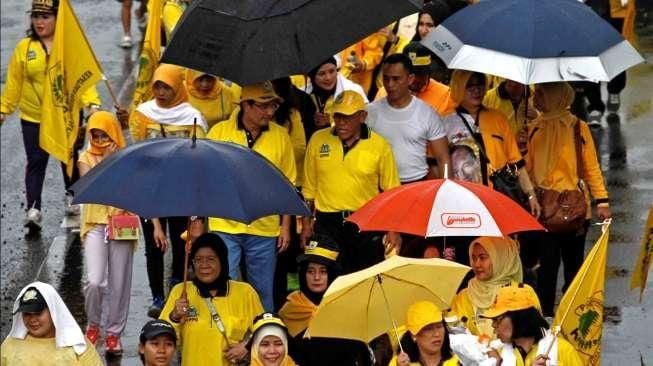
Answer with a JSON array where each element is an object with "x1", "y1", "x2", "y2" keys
[{"x1": 161, "y1": 0, "x2": 422, "y2": 85}]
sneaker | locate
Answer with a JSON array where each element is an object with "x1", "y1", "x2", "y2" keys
[
  {"x1": 105, "y1": 334, "x2": 123, "y2": 356},
  {"x1": 147, "y1": 296, "x2": 164, "y2": 319},
  {"x1": 587, "y1": 110, "x2": 603, "y2": 127},
  {"x1": 64, "y1": 193, "x2": 80, "y2": 216},
  {"x1": 607, "y1": 93, "x2": 621, "y2": 112},
  {"x1": 85, "y1": 324, "x2": 100, "y2": 345},
  {"x1": 24, "y1": 208, "x2": 42, "y2": 230},
  {"x1": 119, "y1": 35, "x2": 133, "y2": 49}
]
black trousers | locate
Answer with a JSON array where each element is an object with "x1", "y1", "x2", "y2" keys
[
  {"x1": 532, "y1": 223, "x2": 588, "y2": 316},
  {"x1": 141, "y1": 216, "x2": 188, "y2": 299},
  {"x1": 20, "y1": 120, "x2": 81, "y2": 210},
  {"x1": 314, "y1": 212, "x2": 385, "y2": 275}
]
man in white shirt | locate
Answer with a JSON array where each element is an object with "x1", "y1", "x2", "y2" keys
[{"x1": 366, "y1": 53, "x2": 450, "y2": 183}]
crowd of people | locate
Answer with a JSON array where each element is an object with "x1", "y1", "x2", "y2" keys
[{"x1": 1, "y1": 0, "x2": 635, "y2": 365}]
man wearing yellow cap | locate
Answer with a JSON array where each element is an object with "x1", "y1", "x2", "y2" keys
[
  {"x1": 482, "y1": 285, "x2": 583, "y2": 366},
  {"x1": 300, "y1": 90, "x2": 400, "y2": 274},
  {"x1": 207, "y1": 81, "x2": 297, "y2": 312}
]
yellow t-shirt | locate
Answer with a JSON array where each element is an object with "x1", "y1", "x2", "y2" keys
[
  {"x1": 0, "y1": 336, "x2": 103, "y2": 366},
  {"x1": 276, "y1": 109, "x2": 306, "y2": 187},
  {"x1": 388, "y1": 353, "x2": 459, "y2": 366},
  {"x1": 302, "y1": 125, "x2": 400, "y2": 212},
  {"x1": 159, "y1": 281, "x2": 264, "y2": 366},
  {"x1": 207, "y1": 110, "x2": 297, "y2": 236},
  {"x1": 522, "y1": 337, "x2": 584, "y2": 366}
]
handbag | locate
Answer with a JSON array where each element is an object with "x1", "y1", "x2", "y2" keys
[
  {"x1": 107, "y1": 214, "x2": 140, "y2": 241},
  {"x1": 457, "y1": 110, "x2": 529, "y2": 209},
  {"x1": 535, "y1": 120, "x2": 588, "y2": 234}
]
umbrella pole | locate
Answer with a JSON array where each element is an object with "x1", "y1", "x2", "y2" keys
[
  {"x1": 181, "y1": 216, "x2": 193, "y2": 298},
  {"x1": 376, "y1": 275, "x2": 404, "y2": 354}
]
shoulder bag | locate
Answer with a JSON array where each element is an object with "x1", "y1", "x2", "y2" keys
[
  {"x1": 535, "y1": 119, "x2": 588, "y2": 234},
  {"x1": 203, "y1": 297, "x2": 250, "y2": 366}
]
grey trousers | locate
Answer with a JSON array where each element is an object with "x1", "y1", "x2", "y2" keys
[{"x1": 83, "y1": 225, "x2": 134, "y2": 335}]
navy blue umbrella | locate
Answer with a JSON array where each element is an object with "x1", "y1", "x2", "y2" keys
[
  {"x1": 70, "y1": 138, "x2": 309, "y2": 221},
  {"x1": 422, "y1": 0, "x2": 643, "y2": 83}
]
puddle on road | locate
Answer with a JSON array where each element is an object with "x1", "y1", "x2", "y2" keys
[{"x1": 56, "y1": 235, "x2": 87, "y2": 326}]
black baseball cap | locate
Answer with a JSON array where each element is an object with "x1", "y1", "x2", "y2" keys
[
  {"x1": 403, "y1": 42, "x2": 434, "y2": 74},
  {"x1": 139, "y1": 320, "x2": 177, "y2": 343},
  {"x1": 14, "y1": 287, "x2": 47, "y2": 314}
]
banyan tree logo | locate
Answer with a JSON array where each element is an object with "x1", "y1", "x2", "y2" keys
[{"x1": 569, "y1": 291, "x2": 603, "y2": 364}]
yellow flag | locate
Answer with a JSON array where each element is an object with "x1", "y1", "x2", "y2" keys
[
  {"x1": 630, "y1": 204, "x2": 653, "y2": 302},
  {"x1": 130, "y1": 0, "x2": 162, "y2": 113},
  {"x1": 39, "y1": 0, "x2": 103, "y2": 175},
  {"x1": 554, "y1": 222, "x2": 610, "y2": 366}
]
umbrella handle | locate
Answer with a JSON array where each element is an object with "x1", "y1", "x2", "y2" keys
[
  {"x1": 376, "y1": 275, "x2": 404, "y2": 354},
  {"x1": 181, "y1": 216, "x2": 193, "y2": 298}
]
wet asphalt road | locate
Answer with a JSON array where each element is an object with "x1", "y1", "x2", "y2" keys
[{"x1": 2, "y1": 1, "x2": 653, "y2": 365}]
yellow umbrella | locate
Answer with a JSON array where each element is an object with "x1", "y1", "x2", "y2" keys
[{"x1": 305, "y1": 255, "x2": 470, "y2": 348}]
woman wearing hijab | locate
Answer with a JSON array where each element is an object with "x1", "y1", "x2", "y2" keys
[
  {"x1": 278, "y1": 234, "x2": 372, "y2": 366},
  {"x1": 1, "y1": 0, "x2": 102, "y2": 230},
  {"x1": 1, "y1": 281, "x2": 103, "y2": 365},
  {"x1": 249, "y1": 313, "x2": 296, "y2": 366},
  {"x1": 527, "y1": 82, "x2": 611, "y2": 317},
  {"x1": 304, "y1": 57, "x2": 368, "y2": 130},
  {"x1": 129, "y1": 63, "x2": 207, "y2": 319},
  {"x1": 451, "y1": 236, "x2": 540, "y2": 340},
  {"x1": 185, "y1": 69, "x2": 239, "y2": 130},
  {"x1": 411, "y1": 1, "x2": 452, "y2": 42},
  {"x1": 160, "y1": 233, "x2": 264, "y2": 366},
  {"x1": 77, "y1": 111, "x2": 133, "y2": 355},
  {"x1": 390, "y1": 301, "x2": 459, "y2": 366}
]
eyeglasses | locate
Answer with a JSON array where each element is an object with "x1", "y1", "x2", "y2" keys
[
  {"x1": 192, "y1": 256, "x2": 219, "y2": 266},
  {"x1": 253, "y1": 102, "x2": 280, "y2": 112}
]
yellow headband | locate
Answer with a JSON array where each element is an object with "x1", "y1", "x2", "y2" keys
[{"x1": 305, "y1": 243, "x2": 339, "y2": 261}]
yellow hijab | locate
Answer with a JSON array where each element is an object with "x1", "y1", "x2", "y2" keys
[
  {"x1": 152, "y1": 63, "x2": 188, "y2": 107},
  {"x1": 86, "y1": 111, "x2": 126, "y2": 155},
  {"x1": 250, "y1": 325, "x2": 296, "y2": 366},
  {"x1": 530, "y1": 82, "x2": 577, "y2": 184},
  {"x1": 185, "y1": 69, "x2": 222, "y2": 100},
  {"x1": 449, "y1": 69, "x2": 475, "y2": 106},
  {"x1": 466, "y1": 236, "x2": 523, "y2": 309},
  {"x1": 278, "y1": 291, "x2": 318, "y2": 338}
]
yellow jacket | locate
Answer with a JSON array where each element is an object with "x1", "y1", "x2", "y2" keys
[
  {"x1": 526, "y1": 113, "x2": 608, "y2": 205},
  {"x1": 1, "y1": 38, "x2": 101, "y2": 123},
  {"x1": 159, "y1": 281, "x2": 264, "y2": 366},
  {"x1": 302, "y1": 125, "x2": 400, "y2": 212},
  {"x1": 340, "y1": 32, "x2": 387, "y2": 93},
  {"x1": 388, "y1": 354, "x2": 459, "y2": 366},
  {"x1": 207, "y1": 109, "x2": 297, "y2": 236},
  {"x1": 483, "y1": 83, "x2": 533, "y2": 137},
  {"x1": 276, "y1": 109, "x2": 306, "y2": 187},
  {"x1": 521, "y1": 336, "x2": 584, "y2": 366}
]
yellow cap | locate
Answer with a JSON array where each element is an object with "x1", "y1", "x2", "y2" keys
[
  {"x1": 331, "y1": 90, "x2": 366, "y2": 116},
  {"x1": 251, "y1": 313, "x2": 287, "y2": 333},
  {"x1": 240, "y1": 81, "x2": 283, "y2": 103},
  {"x1": 482, "y1": 284, "x2": 539, "y2": 318},
  {"x1": 406, "y1": 301, "x2": 443, "y2": 335}
]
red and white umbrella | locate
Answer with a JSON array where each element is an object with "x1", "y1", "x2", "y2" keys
[{"x1": 347, "y1": 179, "x2": 544, "y2": 237}]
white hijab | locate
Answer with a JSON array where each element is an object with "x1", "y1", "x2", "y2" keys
[{"x1": 7, "y1": 281, "x2": 87, "y2": 355}]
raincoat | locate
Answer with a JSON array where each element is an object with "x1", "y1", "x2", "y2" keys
[
  {"x1": 159, "y1": 280, "x2": 264, "y2": 366},
  {"x1": 526, "y1": 82, "x2": 609, "y2": 216},
  {"x1": 1, "y1": 38, "x2": 100, "y2": 123},
  {"x1": 1, "y1": 282, "x2": 103, "y2": 366}
]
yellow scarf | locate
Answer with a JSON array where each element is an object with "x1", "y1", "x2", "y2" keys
[
  {"x1": 530, "y1": 82, "x2": 577, "y2": 185},
  {"x1": 278, "y1": 291, "x2": 317, "y2": 337},
  {"x1": 467, "y1": 236, "x2": 523, "y2": 310}
]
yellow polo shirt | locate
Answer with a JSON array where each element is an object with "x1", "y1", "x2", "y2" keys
[
  {"x1": 207, "y1": 109, "x2": 297, "y2": 237},
  {"x1": 302, "y1": 125, "x2": 400, "y2": 212}
]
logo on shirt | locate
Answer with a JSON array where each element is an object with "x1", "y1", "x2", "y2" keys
[
  {"x1": 27, "y1": 50, "x2": 37, "y2": 61},
  {"x1": 441, "y1": 213, "x2": 481, "y2": 228},
  {"x1": 319, "y1": 143, "x2": 330, "y2": 157}
]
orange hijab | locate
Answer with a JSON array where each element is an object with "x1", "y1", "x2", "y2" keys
[
  {"x1": 448, "y1": 69, "x2": 475, "y2": 106},
  {"x1": 152, "y1": 64, "x2": 188, "y2": 107},
  {"x1": 86, "y1": 111, "x2": 125, "y2": 155},
  {"x1": 185, "y1": 69, "x2": 222, "y2": 100}
]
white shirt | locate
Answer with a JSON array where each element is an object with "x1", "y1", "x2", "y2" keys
[{"x1": 367, "y1": 96, "x2": 446, "y2": 182}]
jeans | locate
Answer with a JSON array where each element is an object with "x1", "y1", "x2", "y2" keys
[{"x1": 215, "y1": 232, "x2": 277, "y2": 312}]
